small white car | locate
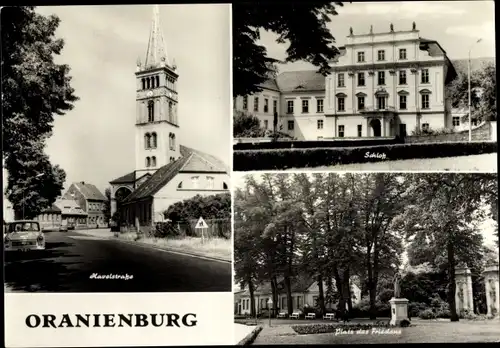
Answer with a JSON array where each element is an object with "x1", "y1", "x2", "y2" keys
[{"x1": 4, "y1": 220, "x2": 46, "y2": 251}]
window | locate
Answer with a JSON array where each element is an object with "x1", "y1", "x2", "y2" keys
[
  {"x1": 146, "y1": 157, "x2": 151, "y2": 167},
  {"x1": 357, "y1": 72, "x2": 365, "y2": 86},
  {"x1": 357, "y1": 124, "x2": 362, "y2": 137},
  {"x1": 273, "y1": 100, "x2": 278, "y2": 114},
  {"x1": 147, "y1": 100, "x2": 154, "y2": 122},
  {"x1": 399, "y1": 95, "x2": 407, "y2": 110},
  {"x1": 357, "y1": 96, "x2": 365, "y2": 110},
  {"x1": 287, "y1": 100, "x2": 294, "y2": 114},
  {"x1": 144, "y1": 133, "x2": 151, "y2": 149},
  {"x1": 297, "y1": 296, "x2": 303, "y2": 309},
  {"x1": 399, "y1": 70, "x2": 407, "y2": 85},
  {"x1": 317, "y1": 99, "x2": 324, "y2": 113},
  {"x1": 170, "y1": 156, "x2": 175, "y2": 162},
  {"x1": 223, "y1": 182, "x2": 228, "y2": 189},
  {"x1": 302, "y1": 99, "x2": 309, "y2": 113},
  {"x1": 317, "y1": 119, "x2": 323, "y2": 129},
  {"x1": 338, "y1": 73, "x2": 345, "y2": 87},
  {"x1": 338, "y1": 125, "x2": 345, "y2": 137},
  {"x1": 191, "y1": 176, "x2": 199, "y2": 189},
  {"x1": 206, "y1": 176, "x2": 214, "y2": 189},
  {"x1": 378, "y1": 71, "x2": 385, "y2": 85},
  {"x1": 453, "y1": 117, "x2": 460, "y2": 126},
  {"x1": 421, "y1": 69, "x2": 429, "y2": 83},
  {"x1": 254, "y1": 97, "x2": 259, "y2": 112},
  {"x1": 288, "y1": 120, "x2": 294, "y2": 130},
  {"x1": 357, "y1": 51, "x2": 365, "y2": 62},
  {"x1": 146, "y1": 77, "x2": 151, "y2": 89},
  {"x1": 168, "y1": 101, "x2": 173, "y2": 119},
  {"x1": 168, "y1": 133, "x2": 176, "y2": 150},
  {"x1": 151, "y1": 156, "x2": 156, "y2": 167},
  {"x1": 243, "y1": 96, "x2": 248, "y2": 110},
  {"x1": 178, "y1": 181, "x2": 182, "y2": 189},
  {"x1": 264, "y1": 98, "x2": 269, "y2": 113},
  {"x1": 264, "y1": 120, "x2": 268, "y2": 129},
  {"x1": 155, "y1": 75, "x2": 160, "y2": 88},
  {"x1": 377, "y1": 96, "x2": 386, "y2": 110},
  {"x1": 337, "y1": 97, "x2": 345, "y2": 111},
  {"x1": 377, "y1": 50, "x2": 385, "y2": 61},
  {"x1": 141, "y1": 78, "x2": 146, "y2": 90},
  {"x1": 421, "y1": 94, "x2": 430, "y2": 109},
  {"x1": 471, "y1": 119, "x2": 478, "y2": 126},
  {"x1": 422, "y1": 123, "x2": 430, "y2": 132},
  {"x1": 151, "y1": 132, "x2": 157, "y2": 148},
  {"x1": 399, "y1": 48, "x2": 407, "y2": 60}
]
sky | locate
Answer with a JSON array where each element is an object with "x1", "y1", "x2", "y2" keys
[
  {"x1": 259, "y1": 1, "x2": 496, "y2": 73},
  {"x1": 36, "y1": 5, "x2": 231, "y2": 194}
]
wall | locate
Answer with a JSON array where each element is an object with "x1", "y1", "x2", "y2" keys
[
  {"x1": 406, "y1": 121, "x2": 493, "y2": 143},
  {"x1": 280, "y1": 91, "x2": 326, "y2": 140},
  {"x1": 35, "y1": 212, "x2": 62, "y2": 231},
  {"x1": 63, "y1": 184, "x2": 87, "y2": 212},
  {"x1": 234, "y1": 88, "x2": 281, "y2": 131},
  {"x1": 86, "y1": 199, "x2": 106, "y2": 227}
]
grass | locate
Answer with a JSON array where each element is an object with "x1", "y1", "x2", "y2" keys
[
  {"x1": 117, "y1": 233, "x2": 231, "y2": 261},
  {"x1": 252, "y1": 319, "x2": 500, "y2": 344}
]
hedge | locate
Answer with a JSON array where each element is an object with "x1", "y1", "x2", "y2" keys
[
  {"x1": 233, "y1": 141, "x2": 498, "y2": 171},
  {"x1": 291, "y1": 322, "x2": 408, "y2": 335},
  {"x1": 233, "y1": 137, "x2": 401, "y2": 150}
]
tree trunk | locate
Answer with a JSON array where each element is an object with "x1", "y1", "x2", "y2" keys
[
  {"x1": 333, "y1": 266, "x2": 346, "y2": 319},
  {"x1": 248, "y1": 276, "x2": 256, "y2": 318},
  {"x1": 366, "y1": 248, "x2": 377, "y2": 320},
  {"x1": 270, "y1": 277, "x2": 277, "y2": 315},
  {"x1": 285, "y1": 275, "x2": 293, "y2": 315},
  {"x1": 317, "y1": 273, "x2": 326, "y2": 315},
  {"x1": 447, "y1": 240, "x2": 459, "y2": 322}
]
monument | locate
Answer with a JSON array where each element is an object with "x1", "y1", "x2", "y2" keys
[
  {"x1": 389, "y1": 272, "x2": 409, "y2": 326},
  {"x1": 483, "y1": 262, "x2": 499, "y2": 318},
  {"x1": 455, "y1": 264, "x2": 474, "y2": 313}
]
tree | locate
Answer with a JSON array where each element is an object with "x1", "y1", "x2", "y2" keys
[
  {"x1": 233, "y1": 111, "x2": 265, "y2": 138},
  {"x1": 475, "y1": 62, "x2": 496, "y2": 121},
  {"x1": 163, "y1": 193, "x2": 231, "y2": 222},
  {"x1": 5, "y1": 140, "x2": 66, "y2": 219},
  {"x1": 103, "y1": 188, "x2": 111, "y2": 222},
  {"x1": 2, "y1": 7, "x2": 78, "y2": 218},
  {"x1": 233, "y1": 2, "x2": 345, "y2": 97}
]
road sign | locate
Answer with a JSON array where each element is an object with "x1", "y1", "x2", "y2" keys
[
  {"x1": 195, "y1": 217, "x2": 208, "y2": 229},
  {"x1": 267, "y1": 298, "x2": 273, "y2": 305}
]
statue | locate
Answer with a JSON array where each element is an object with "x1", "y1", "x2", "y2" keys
[
  {"x1": 349, "y1": 27, "x2": 353, "y2": 36},
  {"x1": 393, "y1": 272, "x2": 401, "y2": 298},
  {"x1": 390, "y1": 23, "x2": 394, "y2": 32},
  {"x1": 370, "y1": 25, "x2": 373, "y2": 34},
  {"x1": 412, "y1": 22, "x2": 416, "y2": 30}
]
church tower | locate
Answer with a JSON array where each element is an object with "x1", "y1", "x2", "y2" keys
[{"x1": 135, "y1": 5, "x2": 180, "y2": 176}]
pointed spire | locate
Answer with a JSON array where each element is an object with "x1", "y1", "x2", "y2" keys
[{"x1": 144, "y1": 5, "x2": 170, "y2": 69}]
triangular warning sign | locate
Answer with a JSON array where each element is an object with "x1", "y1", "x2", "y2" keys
[{"x1": 195, "y1": 217, "x2": 208, "y2": 229}]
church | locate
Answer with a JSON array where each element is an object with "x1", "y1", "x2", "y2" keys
[{"x1": 109, "y1": 6, "x2": 230, "y2": 228}]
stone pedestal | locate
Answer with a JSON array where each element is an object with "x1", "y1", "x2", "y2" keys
[
  {"x1": 455, "y1": 266, "x2": 474, "y2": 313},
  {"x1": 483, "y1": 264, "x2": 499, "y2": 317},
  {"x1": 389, "y1": 298, "x2": 409, "y2": 326}
]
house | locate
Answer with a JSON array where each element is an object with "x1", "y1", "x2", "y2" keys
[
  {"x1": 34, "y1": 204, "x2": 62, "y2": 231},
  {"x1": 234, "y1": 22, "x2": 459, "y2": 140},
  {"x1": 55, "y1": 199, "x2": 88, "y2": 229},
  {"x1": 62, "y1": 182, "x2": 107, "y2": 228},
  {"x1": 236, "y1": 275, "x2": 362, "y2": 316},
  {"x1": 109, "y1": 6, "x2": 230, "y2": 225}
]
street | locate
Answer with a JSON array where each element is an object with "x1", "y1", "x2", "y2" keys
[{"x1": 4, "y1": 229, "x2": 231, "y2": 292}]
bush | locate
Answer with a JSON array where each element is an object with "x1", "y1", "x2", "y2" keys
[
  {"x1": 418, "y1": 308, "x2": 436, "y2": 320},
  {"x1": 350, "y1": 298, "x2": 391, "y2": 318},
  {"x1": 292, "y1": 323, "x2": 390, "y2": 335},
  {"x1": 233, "y1": 141, "x2": 498, "y2": 171},
  {"x1": 409, "y1": 302, "x2": 429, "y2": 318},
  {"x1": 400, "y1": 319, "x2": 411, "y2": 327},
  {"x1": 459, "y1": 309, "x2": 477, "y2": 320}
]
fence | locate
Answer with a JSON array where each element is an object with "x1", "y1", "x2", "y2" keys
[{"x1": 145, "y1": 218, "x2": 231, "y2": 240}]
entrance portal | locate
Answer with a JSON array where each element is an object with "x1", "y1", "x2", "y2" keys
[{"x1": 370, "y1": 119, "x2": 382, "y2": 137}]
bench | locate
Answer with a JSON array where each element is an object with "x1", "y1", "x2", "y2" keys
[
  {"x1": 323, "y1": 313, "x2": 335, "y2": 320},
  {"x1": 291, "y1": 311, "x2": 301, "y2": 319},
  {"x1": 305, "y1": 313, "x2": 316, "y2": 320},
  {"x1": 277, "y1": 311, "x2": 287, "y2": 318}
]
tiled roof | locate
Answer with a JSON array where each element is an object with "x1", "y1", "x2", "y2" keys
[
  {"x1": 180, "y1": 145, "x2": 229, "y2": 173},
  {"x1": 276, "y1": 70, "x2": 326, "y2": 92},
  {"x1": 122, "y1": 156, "x2": 190, "y2": 203},
  {"x1": 110, "y1": 171, "x2": 136, "y2": 184},
  {"x1": 54, "y1": 199, "x2": 88, "y2": 216},
  {"x1": 73, "y1": 182, "x2": 107, "y2": 201},
  {"x1": 258, "y1": 78, "x2": 280, "y2": 91},
  {"x1": 41, "y1": 204, "x2": 61, "y2": 214}
]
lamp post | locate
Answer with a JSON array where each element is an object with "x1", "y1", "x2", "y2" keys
[
  {"x1": 22, "y1": 173, "x2": 45, "y2": 220},
  {"x1": 267, "y1": 298, "x2": 273, "y2": 327},
  {"x1": 468, "y1": 38, "x2": 482, "y2": 142}
]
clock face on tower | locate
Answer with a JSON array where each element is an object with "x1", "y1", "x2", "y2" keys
[{"x1": 147, "y1": 91, "x2": 153, "y2": 97}]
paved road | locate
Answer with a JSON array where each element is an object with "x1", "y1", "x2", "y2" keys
[{"x1": 4, "y1": 230, "x2": 231, "y2": 292}]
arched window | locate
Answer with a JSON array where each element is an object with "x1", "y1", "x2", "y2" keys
[
  {"x1": 178, "y1": 181, "x2": 182, "y2": 189},
  {"x1": 168, "y1": 102, "x2": 173, "y2": 120},
  {"x1": 146, "y1": 77, "x2": 151, "y2": 89},
  {"x1": 151, "y1": 132, "x2": 157, "y2": 148},
  {"x1": 148, "y1": 101, "x2": 154, "y2": 122},
  {"x1": 151, "y1": 156, "x2": 156, "y2": 167},
  {"x1": 171, "y1": 133, "x2": 176, "y2": 149},
  {"x1": 223, "y1": 182, "x2": 228, "y2": 190},
  {"x1": 144, "y1": 133, "x2": 151, "y2": 149},
  {"x1": 146, "y1": 157, "x2": 151, "y2": 167},
  {"x1": 168, "y1": 133, "x2": 173, "y2": 150},
  {"x1": 170, "y1": 156, "x2": 174, "y2": 162},
  {"x1": 142, "y1": 78, "x2": 146, "y2": 90},
  {"x1": 155, "y1": 75, "x2": 160, "y2": 87}
]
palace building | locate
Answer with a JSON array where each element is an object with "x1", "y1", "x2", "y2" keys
[
  {"x1": 109, "y1": 6, "x2": 230, "y2": 226},
  {"x1": 234, "y1": 23, "x2": 458, "y2": 140}
]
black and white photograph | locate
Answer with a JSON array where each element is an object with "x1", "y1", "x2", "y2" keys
[
  {"x1": 233, "y1": 172, "x2": 499, "y2": 344},
  {"x1": 232, "y1": 1, "x2": 497, "y2": 171},
  {"x1": 3, "y1": 4, "x2": 232, "y2": 294}
]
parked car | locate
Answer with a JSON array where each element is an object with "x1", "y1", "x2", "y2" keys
[
  {"x1": 59, "y1": 220, "x2": 68, "y2": 232},
  {"x1": 4, "y1": 220, "x2": 46, "y2": 252}
]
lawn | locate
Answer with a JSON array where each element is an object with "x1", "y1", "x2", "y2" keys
[
  {"x1": 290, "y1": 153, "x2": 497, "y2": 171},
  {"x1": 252, "y1": 319, "x2": 500, "y2": 344}
]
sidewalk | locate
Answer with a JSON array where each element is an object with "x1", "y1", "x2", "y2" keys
[{"x1": 252, "y1": 324, "x2": 297, "y2": 345}]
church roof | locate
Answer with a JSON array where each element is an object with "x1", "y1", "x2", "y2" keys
[
  {"x1": 121, "y1": 145, "x2": 228, "y2": 204},
  {"x1": 72, "y1": 182, "x2": 107, "y2": 201}
]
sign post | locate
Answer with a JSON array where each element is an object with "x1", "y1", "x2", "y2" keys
[
  {"x1": 267, "y1": 298, "x2": 273, "y2": 327},
  {"x1": 195, "y1": 217, "x2": 209, "y2": 244}
]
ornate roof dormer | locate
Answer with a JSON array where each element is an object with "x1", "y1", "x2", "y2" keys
[{"x1": 144, "y1": 5, "x2": 170, "y2": 70}]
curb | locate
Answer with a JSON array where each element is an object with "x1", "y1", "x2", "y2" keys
[{"x1": 237, "y1": 325, "x2": 263, "y2": 346}]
